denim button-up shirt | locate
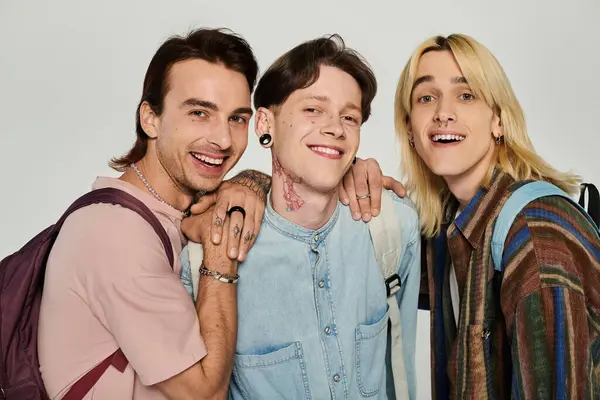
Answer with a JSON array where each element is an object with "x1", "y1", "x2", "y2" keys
[{"x1": 180, "y1": 191, "x2": 421, "y2": 399}]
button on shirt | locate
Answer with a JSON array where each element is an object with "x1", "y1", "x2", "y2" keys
[{"x1": 182, "y1": 191, "x2": 421, "y2": 399}]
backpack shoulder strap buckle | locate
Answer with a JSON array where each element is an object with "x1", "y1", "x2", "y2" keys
[{"x1": 385, "y1": 273, "x2": 401, "y2": 297}]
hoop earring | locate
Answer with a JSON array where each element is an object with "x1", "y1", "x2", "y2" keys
[
  {"x1": 495, "y1": 136, "x2": 502, "y2": 145},
  {"x1": 259, "y1": 133, "x2": 272, "y2": 146}
]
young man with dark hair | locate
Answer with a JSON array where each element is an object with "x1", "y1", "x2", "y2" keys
[
  {"x1": 37, "y1": 28, "x2": 270, "y2": 400},
  {"x1": 37, "y1": 28, "x2": 404, "y2": 400},
  {"x1": 182, "y1": 35, "x2": 420, "y2": 399}
]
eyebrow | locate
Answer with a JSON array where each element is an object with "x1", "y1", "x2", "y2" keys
[
  {"x1": 180, "y1": 98, "x2": 253, "y2": 116},
  {"x1": 304, "y1": 95, "x2": 361, "y2": 113},
  {"x1": 181, "y1": 98, "x2": 218, "y2": 110},
  {"x1": 412, "y1": 75, "x2": 468, "y2": 92},
  {"x1": 233, "y1": 107, "x2": 253, "y2": 116}
]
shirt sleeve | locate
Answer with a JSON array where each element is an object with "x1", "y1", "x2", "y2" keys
[
  {"x1": 510, "y1": 287, "x2": 588, "y2": 398},
  {"x1": 70, "y1": 204, "x2": 207, "y2": 386},
  {"x1": 500, "y1": 196, "x2": 598, "y2": 399},
  {"x1": 392, "y1": 196, "x2": 421, "y2": 400}
]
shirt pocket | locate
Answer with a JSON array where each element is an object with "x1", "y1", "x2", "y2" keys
[
  {"x1": 355, "y1": 306, "x2": 390, "y2": 397},
  {"x1": 231, "y1": 341, "x2": 311, "y2": 400}
]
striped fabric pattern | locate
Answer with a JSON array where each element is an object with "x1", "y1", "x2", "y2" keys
[{"x1": 424, "y1": 171, "x2": 600, "y2": 399}]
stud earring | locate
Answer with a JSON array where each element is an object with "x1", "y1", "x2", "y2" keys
[
  {"x1": 495, "y1": 136, "x2": 502, "y2": 145},
  {"x1": 259, "y1": 133, "x2": 272, "y2": 146}
]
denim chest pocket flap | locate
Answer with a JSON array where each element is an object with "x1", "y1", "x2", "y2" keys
[{"x1": 232, "y1": 341, "x2": 312, "y2": 399}]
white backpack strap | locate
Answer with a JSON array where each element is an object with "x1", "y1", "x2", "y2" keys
[
  {"x1": 368, "y1": 190, "x2": 410, "y2": 400},
  {"x1": 187, "y1": 241, "x2": 204, "y2": 301}
]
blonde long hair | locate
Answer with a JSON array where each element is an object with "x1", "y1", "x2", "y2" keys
[{"x1": 394, "y1": 34, "x2": 581, "y2": 237}]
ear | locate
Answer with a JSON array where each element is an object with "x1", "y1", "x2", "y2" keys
[
  {"x1": 492, "y1": 112, "x2": 504, "y2": 140},
  {"x1": 405, "y1": 116, "x2": 412, "y2": 135},
  {"x1": 140, "y1": 102, "x2": 160, "y2": 139},
  {"x1": 254, "y1": 107, "x2": 275, "y2": 139}
]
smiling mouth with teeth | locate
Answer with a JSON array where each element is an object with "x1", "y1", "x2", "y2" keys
[
  {"x1": 431, "y1": 134, "x2": 465, "y2": 143},
  {"x1": 191, "y1": 153, "x2": 225, "y2": 167},
  {"x1": 308, "y1": 146, "x2": 343, "y2": 156}
]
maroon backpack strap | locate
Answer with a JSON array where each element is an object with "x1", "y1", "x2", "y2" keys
[
  {"x1": 61, "y1": 349, "x2": 128, "y2": 400},
  {"x1": 56, "y1": 187, "x2": 174, "y2": 268},
  {"x1": 56, "y1": 187, "x2": 175, "y2": 400}
]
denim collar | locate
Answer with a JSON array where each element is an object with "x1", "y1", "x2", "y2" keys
[{"x1": 263, "y1": 191, "x2": 340, "y2": 246}]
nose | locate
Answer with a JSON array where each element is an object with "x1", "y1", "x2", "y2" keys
[
  {"x1": 206, "y1": 119, "x2": 232, "y2": 150},
  {"x1": 433, "y1": 97, "x2": 457, "y2": 125},
  {"x1": 320, "y1": 115, "x2": 345, "y2": 138}
]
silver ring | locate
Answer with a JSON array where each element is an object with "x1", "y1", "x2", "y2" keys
[{"x1": 356, "y1": 193, "x2": 370, "y2": 200}]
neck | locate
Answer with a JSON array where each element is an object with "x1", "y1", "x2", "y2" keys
[
  {"x1": 444, "y1": 151, "x2": 495, "y2": 206},
  {"x1": 270, "y1": 158, "x2": 338, "y2": 230},
  {"x1": 120, "y1": 155, "x2": 194, "y2": 213}
]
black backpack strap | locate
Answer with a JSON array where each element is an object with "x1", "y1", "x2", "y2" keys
[
  {"x1": 418, "y1": 235, "x2": 430, "y2": 310},
  {"x1": 578, "y1": 183, "x2": 600, "y2": 228},
  {"x1": 57, "y1": 187, "x2": 174, "y2": 269}
]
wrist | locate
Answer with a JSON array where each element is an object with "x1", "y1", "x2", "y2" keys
[
  {"x1": 199, "y1": 262, "x2": 239, "y2": 284},
  {"x1": 202, "y1": 253, "x2": 238, "y2": 275}
]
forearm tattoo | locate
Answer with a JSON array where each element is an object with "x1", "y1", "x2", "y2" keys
[{"x1": 228, "y1": 169, "x2": 272, "y2": 201}]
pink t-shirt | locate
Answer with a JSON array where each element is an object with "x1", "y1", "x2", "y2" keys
[{"x1": 38, "y1": 177, "x2": 207, "y2": 399}]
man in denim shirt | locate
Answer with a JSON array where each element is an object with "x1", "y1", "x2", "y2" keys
[{"x1": 181, "y1": 35, "x2": 421, "y2": 399}]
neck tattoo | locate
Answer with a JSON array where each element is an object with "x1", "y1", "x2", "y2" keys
[
  {"x1": 130, "y1": 163, "x2": 189, "y2": 217},
  {"x1": 273, "y1": 157, "x2": 305, "y2": 212}
]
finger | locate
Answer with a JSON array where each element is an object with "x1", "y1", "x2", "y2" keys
[
  {"x1": 217, "y1": 217, "x2": 231, "y2": 258},
  {"x1": 235, "y1": 198, "x2": 256, "y2": 262},
  {"x1": 211, "y1": 199, "x2": 229, "y2": 245},
  {"x1": 339, "y1": 184, "x2": 350, "y2": 206},
  {"x1": 355, "y1": 193, "x2": 372, "y2": 222},
  {"x1": 366, "y1": 159, "x2": 383, "y2": 217},
  {"x1": 237, "y1": 216, "x2": 254, "y2": 262},
  {"x1": 343, "y1": 166, "x2": 361, "y2": 220},
  {"x1": 382, "y1": 176, "x2": 407, "y2": 197},
  {"x1": 252, "y1": 203, "x2": 265, "y2": 245},
  {"x1": 352, "y1": 161, "x2": 372, "y2": 221},
  {"x1": 243, "y1": 207, "x2": 264, "y2": 256},
  {"x1": 180, "y1": 216, "x2": 198, "y2": 243},
  {"x1": 190, "y1": 193, "x2": 217, "y2": 215},
  {"x1": 227, "y1": 209, "x2": 245, "y2": 260},
  {"x1": 342, "y1": 168, "x2": 356, "y2": 199}
]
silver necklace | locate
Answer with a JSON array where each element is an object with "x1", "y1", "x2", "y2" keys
[{"x1": 130, "y1": 163, "x2": 188, "y2": 217}]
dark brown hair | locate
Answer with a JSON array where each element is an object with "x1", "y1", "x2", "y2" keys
[
  {"x1": 110, "y1": 28, "x2": 259, "y2": 171},
  {"x1": 253, "y1": 34, "x2": 377, "y2": 124}
]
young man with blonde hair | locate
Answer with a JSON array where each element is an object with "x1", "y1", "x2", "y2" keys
[{"x1": 395, "y1": 34, "x2": 600, "y2": 399}]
